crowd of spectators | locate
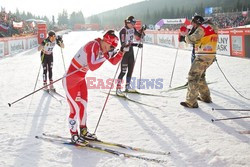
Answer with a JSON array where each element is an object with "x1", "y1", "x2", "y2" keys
[
  {"x1": 0, "y1": 9, "x2": 68, "y2": 38},
  {"x1": 0, "y1": 10, "x2": 37, "y2": 38},
  {"x1": 212, "y1": 12, "x2": 249, "y2": 29},
  {"x1": 157, "y1": 11, "x2": 249, "y2": 31},
  {"x1": 160, "y1": 24, "x2": 183, "y2": 31}
]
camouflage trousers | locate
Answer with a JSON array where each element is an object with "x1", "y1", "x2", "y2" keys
[{"x1": 186, "y1": 55, "x2": 215, "y2": 106}]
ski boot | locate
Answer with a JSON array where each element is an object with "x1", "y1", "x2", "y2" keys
[
  {"x1": 197, "y1": 97, "x2": 212, "y2": 103},
  {"x1": 125, "y1": 84, "x2": 137, "y2": 93},
  {"x1": 49, "y1": 80, "x2": 56, "y2": 92},
  {"x1": 71, "y1": 134, "x2": 89, "y2": 145},
  {"x1": 80, "y1": 127, "x2": 97, "y2": 141},
  {"x1": 180, "y1": 101, "x2": 199, "y2": 108},
  {"x1": 116, "y1": 88, "x2": 125, "y2": 97},
  {"x1": 43, "y1": 81, "x2": 49, "y2": 92},
  {"x1": 116, "y1": 82, "x2": 125, "y2": 97}
]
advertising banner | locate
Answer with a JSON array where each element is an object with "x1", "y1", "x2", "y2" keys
[
  {"x1": 157, "y1": 34, "x2": 177, "y2": 48},
  {"x1": 8, "y1": 40, "x2": 24, "y2": 55},
  {"x1": 144, "y1": 34, "x2": 154, "y2": 44},
  {"x1": 28, "y1": 38, "x2": 38, "y2": 49},
  {"x1": 231, "y1": 36, "x2": 244, "y2": 57},
  {"x1": 217, "y1": 34, "x2": 230, "y2": 55}
]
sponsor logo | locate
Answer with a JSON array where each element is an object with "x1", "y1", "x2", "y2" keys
[
  {"x1": 40, "y1": 33, "x2": 45, "y2": 38},
  {"x1": 69, "y1": 120, "x2": 76, "y2": 125},
  {"x1": 203, "y1": 46, "x2": 212, "y2": 51}
]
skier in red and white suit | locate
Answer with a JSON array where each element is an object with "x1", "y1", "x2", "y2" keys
[{"x1": 63, "y1": 30, "x2": 124, "y2": 142}]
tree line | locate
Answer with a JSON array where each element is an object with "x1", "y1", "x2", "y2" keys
[
  {"x1": 87, "y1": 0, "x2": 250, "y2": 28},
  {"x1": 8, "y1": 8, "x2": 85, "y2": 29},
  {"x1": 4, "y1": 0, "x2": 250, "y2": 29}
]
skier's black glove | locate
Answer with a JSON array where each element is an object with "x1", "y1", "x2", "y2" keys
[
  {"x1": 141, "y1": 24, "x2": 147, "y2": 31},
  {"x1": 179, "y1": 36, "x2": 186, "y2": 42},
  {"x1": 56, "y1": 35, "x2": 63, "y2": 45},
  {"x1": 120, "y1": 46, "x2": 124, "y2": 52},
  {"x1": 188, "y1": 27, "x2": 196, "y2": 35},
  {"x1": 138, "y1": 43, "x2": 143, "y2": 48},
  {"x1": 120, "y1": 42, "x2": 131, "y2": 52},
  {"x1": 131, "y1": 43, "x2": 143, "y2": 48}
]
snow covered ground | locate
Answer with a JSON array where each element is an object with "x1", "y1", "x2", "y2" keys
[{"x1": 0, "y1": 31, "x2": 249, "y2": 167}]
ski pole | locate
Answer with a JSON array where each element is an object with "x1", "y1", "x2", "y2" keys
[
  {"x1": 130, "y1": 40, "x2": 143, "y2": 89},
  {"x1": 129, "y1": 28, "x2": 145, "y2": 90},
  {"x1": 169, "y1": 48, "x2": 179, "y2": 88},
  {"x1": 134, "y1": 45, "x2": 141, "y2": 65},
  {"x1": 211, "y1": 116, "x2": 250, "y2": 122},
  {"x1": 212, "y1": 108, "x2": 250, "y2": 111},
  {"x1": 33, "y1": 51, "x2": 46, "y2": 91},
  {"x1": 138, "y1": 45, "x2": 143, "y2": 89},
  {"x1": 94, "y1": 61, "x2": 121, "y2": 135},
  {"x1": 133, "y1": 28, "x2": 145, "y2": 65},
  {"x1": 8, "y1": 68, "x2": 82, "y2": 107},
  {"x1": 60, "y1": 42, "x2": 66, "y2": 73}
]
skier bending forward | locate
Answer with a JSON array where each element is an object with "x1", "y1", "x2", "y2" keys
[{"x1": 63, "y1": 30, "x2": 125, "y2": 143}]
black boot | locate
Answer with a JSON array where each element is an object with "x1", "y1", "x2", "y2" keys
[
  {"x1": 71, "y1": 134, "x2": 88, "y2": 145},
  {"x1": 180, "y1": 102, "x2": 199, "y2": 108},
  {"x1": 80, "y1": 128, "x2": 97, "y2": 141},
  {"x1": 197, "y1": 97, "x2": 212, "y2": 103}
]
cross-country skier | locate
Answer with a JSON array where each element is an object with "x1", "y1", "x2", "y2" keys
[
  {"x1": 116, "y1": 16, "x2": 145, "y2": 96},
  {"x1": 62, "y1": 30, "x2": 125, "y2": 143},
  {"x1": 38, "y1": 30, "x2": 64, "y2": 91},
  {"x1": 179, "y1": 15, "x2": 218, "y2": 108}
]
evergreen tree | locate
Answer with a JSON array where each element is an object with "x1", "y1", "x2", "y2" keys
[
  {"x1": 52, "y1": 15, "x2": 55, "y2": 25},
  {"x1": 58, "y1": 9, "x2": 69, "y2": 26},
  {"x1": 68, "y1": 11, "x2": 85, "y2": 28}
]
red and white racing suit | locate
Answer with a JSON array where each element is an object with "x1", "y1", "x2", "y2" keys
[{"x1": 63, "y1": 38, "x2": 123, "y2": 135}]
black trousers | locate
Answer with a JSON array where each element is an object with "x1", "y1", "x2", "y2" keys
[{"x1": 41, "y1": 52, "x2": 53, "y2": 82}]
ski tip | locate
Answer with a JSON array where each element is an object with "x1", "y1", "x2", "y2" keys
[
  {"x1": 8, "y1": 103, "x2": 11, "y2": 107},
  {"x1": 211, "y1": 119, "x2": 215, "y2": 122},
  {"x1": 35, "y1": 136, "x2": 39, "y2": 139},
  {"x1": 212, "y1": 108, "x2": 215, "y2": 111}
]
